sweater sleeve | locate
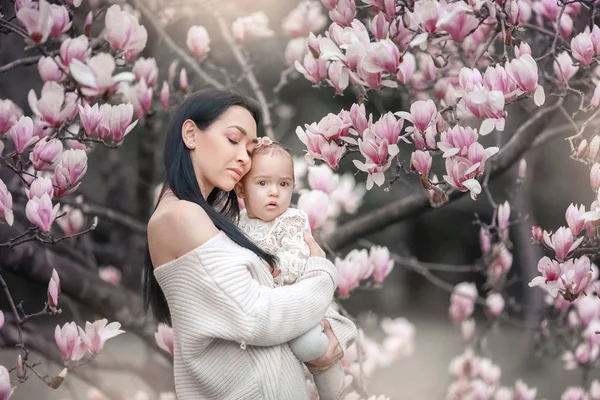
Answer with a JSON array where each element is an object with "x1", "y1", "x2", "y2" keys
[{"x1": 154, "y1": 234, "x2": 338, "y2": 351}]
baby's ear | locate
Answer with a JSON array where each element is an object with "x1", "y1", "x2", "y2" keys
[{"x1": 234, "y1": 182, "x2": 244, "y2": 198}]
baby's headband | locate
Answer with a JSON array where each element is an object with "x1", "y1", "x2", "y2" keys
[{"x1": 255, "y1": 136, "x2": 273, "y2": 148}]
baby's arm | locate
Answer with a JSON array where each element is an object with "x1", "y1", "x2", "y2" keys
[{"x1": 272, "y1": 208, "x2": 312, "y2": 285}]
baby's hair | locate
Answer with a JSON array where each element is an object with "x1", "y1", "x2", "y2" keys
[
  {"x1": 253, "y1": 138, "x2": 292, "y2": 158},
  {"x1": 252, "y1": 138, "x2": 296, "y2": 180}
]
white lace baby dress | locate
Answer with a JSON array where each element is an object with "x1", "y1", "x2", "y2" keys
[{"x1": 238, "y1": 207, "x2": 312, "y2": 286}]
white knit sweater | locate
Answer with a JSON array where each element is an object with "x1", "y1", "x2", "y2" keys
[{"x1": 153, "y1": 231, "x2": 340, "y2": 400}]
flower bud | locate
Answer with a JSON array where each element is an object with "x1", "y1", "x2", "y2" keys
[
  {"x1": 50, "y1": 368, "x2": 67, "y2": 389},
  {"x1": 589, "y1": 135, "x2": 600, "y2": 160},
  {"x1": 577, "y1": 139, "x2": 588, "y2": 159},
  {"x1": 16, "y1": 355, "x2": 24, "y2": 379},
  {"x1": 591, "y1": 163, "x2": 600, "y2": 191},
  {"x1": 518, "y1": 159, "x2": 527, "y2": 180},
  {"x1": 532, "y1": 225, "x2": 543, "y2": 241}
]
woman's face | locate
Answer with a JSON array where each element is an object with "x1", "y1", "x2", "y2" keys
[{"x1": 182, "y1": 106, "x2": 258, "y2": 196}]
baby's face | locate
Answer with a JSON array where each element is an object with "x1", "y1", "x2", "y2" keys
[{"x1": 235, "y1": 152, "x2": 294, "y2": 222}]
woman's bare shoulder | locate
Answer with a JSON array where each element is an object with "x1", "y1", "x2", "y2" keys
[{"x1": 148, "y1": 199, "x2": 219, "y2": 268}]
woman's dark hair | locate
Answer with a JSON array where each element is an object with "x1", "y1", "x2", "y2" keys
[{"x1": 143, "y1": 88, "x2": 278, "y2": 325}]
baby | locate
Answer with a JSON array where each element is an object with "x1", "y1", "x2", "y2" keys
[{"x1": 235, "y1": 137, "x2": 354, "y2": 400}]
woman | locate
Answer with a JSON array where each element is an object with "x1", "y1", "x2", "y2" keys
[{"x1": 144, "y1": 89, "x2": 344, "y2": 400}]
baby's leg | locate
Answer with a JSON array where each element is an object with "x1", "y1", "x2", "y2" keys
[
  {"x1": 313, "y1": 362, "x2": 345, "y2": 400},
  {"x1": 288, "y1": 324, "x2": 328, "y2": 362}
]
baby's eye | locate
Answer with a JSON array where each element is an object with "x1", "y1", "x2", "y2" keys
[
  {"x1": 280, "y1": 182, "x2": 290, "y2": 187},
  {"x1": 258, "y1": 181, "x2": 267, "y2": 186}
]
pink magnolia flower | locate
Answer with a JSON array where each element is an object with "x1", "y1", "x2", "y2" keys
[
  {"x1": 97, "y1": 103, "x2": 138, "y2": 143},
  {"x1": 483, "y1": 65, "x2": 519, "y2": 101},
  {"x1": 27, "y1": 177, "x2": 54, "y2": 200},
  {"x1": 186, "y1": 26, "x2": 210, "y2": 59},
  {"x1": 98, "y1": 266, "x2": 122, "y2": 285},
  {"x1": 104, "y1": 5, "x2": 146, "y2": 53},
  {"x1": 349, "y1": 103, "x2": 370, "y2": 137},
  {"x1": 566, "y1": 203, "x2": 586, "y2": 236},
  {"x1": 397, "y1": 52, "x2": 416, "y2": 85},
  {"x1": 52, "y1": 149, "x2": 88, "y2": 197},
  {"x1": 284, "y1": 37, "x2": 308, "y2": 67},
  {"x1": 329, "y1": 0, "x2": 356, "y2": 27},
  {"x1": 28, "y1": 81, "x2": 78, "y2": 128},
  {"x1": 297, "y1": 190, "x2": 329, "y2": 230},
  {"x1": 16, "y1": 0, "x2": 53, "y2": 44},
  {"x1": 462, "y1": 87, "x2": 506, "y2": 135},
  {"x1": 0, "y1": 365, "x2": 15, "y2": 400},
  {"x1": 132, "y1": 58, "x2": 159, "y2": 88},
  {"x1": 232, "y1": 12, "x2": 274, "y2": 42},
  {"x1": 395, "y1": 99, "x2": 437, "y2": 133},
  {"x1": 0, "y1": 311, "x2": 4, "y2": 330},
  {"x1": 0, "y1": 99, "x2": 22, "y2": 135},
  {"x1": 155, "y1": 323, "x2": 174, "y2": 356},
  {"x1": 449, "y1": 282, "x2": 478, "y2": 323},
  {"x1": 410, "y1": 150, "x2": 432, "y2": 176},
  {"x1": 9, "y1": 115, "x2": 38, "y2": 154},
  {"x1": 329, "y1": 173, "x2": 365, "y2": 214},
  {"x1": 307, "y1": 113, "x2": 352, "y2": 142},
  {"x1": 56, "y1": 205, "x2": 84, "y2": 236},
  {"x1": 592, "y1": 163, "x2": 600, "y2": 191},
  {"x1": 437, "y1": 125, "x2": 479, "y2": 158},
  {"x1": 296, "y1": 125, "x2": 346, "y2": 168},
  {"x1": 554, "y1": 51, "x2": 579, "y2": 83},
  {"x1": 571, "y1": 31, "x2": 595, "y2": 66},
  {"x1": 371, "y1": 112, "x2": 403, "y2": 153},
  {"x1": 486, "y1": 293, "x2": 505, "y2": 317},
  {"x1": 295, "y1": 53, "x2": 328, "y2": 84},
  {"x1": 282, "y1": 1, "x2": 326, "y2": 38},
  {"x1": 369, "y1": 245, "x2": 394, "y2": 283},
  {"x1": 411, "y1": 0, "x2": 440, "y2": 33},
  {"x1": 532, "y1": 225, "x2": 544, "y2": 242},
  {"x1": 321, "y1": 0, "x2": 337, "y2": 10},
  {"x1": 59, "y1": 35, "x2": 90, "y2": 68},
  {"x1": 78, "y1": 103, "x2": 103, "y2": 137},
  {"x1": 70, "y1": 53, "x2": 136, "y2": 98},
  {"x1": 528, "y1": 257, "x2": 564, "y2": 298},
  {"x1": 443, "y1": 157, "x2": 482, "y2": 200},
  {"x1": 575, "y1": 296, "x2": 600, "y2": 325},
  {"x1": 38, "y1": 56, "x2": 65, "y2": 82},
  {"x1": 327, "y1": 62, "x2": 350, "y2": 93},
  {"x1": 160, "y1": 82, "x2": 170, "y2": 109},
  {"x1": 120, "y1": 79, "x2": 153, "y2": 119},
  {"x1": 26, "y1": 193, "x2": 60, "y2": 232},
  {"x1": 49, "y1": 4, "x2": 71, "y2": 37},
  {"x1": 362, "y1": 39, "x2": 400, "y2": 74},
  {"x1": 562, "y1": 256, "x2": 593, "y2": 300},
  {"x1": 543, "y1": 226, "x2": 583, "y2": 261},
  {"x1": 369, "y1": 12, "x2": 390, "y2": 40},
  {"x1": 436, "y1": 2, "x2": 480, "y2": 42},
  {"x1": 505, "y1": 54, "x2": 545, "y2": 104},
  {"x1": 30, "y1": 137, "x2": 63, "y2": 170},
  {"x1": 335, "y1": 256, "x2": 361, "y2": 298},
  {"x1": 0, "y1": 179, "x2": 14, "y2": 226},
  {"x1": 307, "y1": 164, "x2": 339, "y2": 194},
  {"x1": 55, "y1": 322, "x2": 87, "y2": 362},
  {"x1": 498, "y1": 201, "x2": 510, "y2": 238},
  {"x1": 78, "y1": 319, "x2": 125, "y2": 355},
  {"x1": 458, "y1": 67, "x2": 483, "y2": 92}
]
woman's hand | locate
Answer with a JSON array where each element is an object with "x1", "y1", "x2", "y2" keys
[
  {"x1": 305, "y1": 234, "x2": 326, "y2": 258},
  {"x1": 305, "y1": 319, "x2": 343, "y2": 373}
]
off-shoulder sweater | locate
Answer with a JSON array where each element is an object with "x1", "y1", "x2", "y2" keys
[{"x1": 153, "y1": 230, "x2": 339, "y2": 400}]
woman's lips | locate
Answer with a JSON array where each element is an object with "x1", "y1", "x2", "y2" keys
[{"x1": 226, "y1": 169, "x2": 241, "y2": 181}]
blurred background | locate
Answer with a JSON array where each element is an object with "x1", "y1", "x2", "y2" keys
[{"x1": 0, "y1": 0, "x2": 595, "y2": 398}]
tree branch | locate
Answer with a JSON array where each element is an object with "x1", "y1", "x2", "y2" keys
[
  {"x1": 324, "y1": 99, "x2": 564, "y2": 250},
  {"x1": 128, "y1": 0, "x2": 224, "y2": 89},
  {"x1": 0, "y1": 223, "x2": 164, "y2": 358},
  {"x1": 212, "y1": 10, "x2": 275, "y2": 138}
]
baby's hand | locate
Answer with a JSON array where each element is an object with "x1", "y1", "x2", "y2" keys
[{"x1": 304, "y1": 234, "x2": 326, "y2": 258}]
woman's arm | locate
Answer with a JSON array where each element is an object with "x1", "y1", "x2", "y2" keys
[{"x1": 151, "y1": 202, "x2": 337, "y2": 349}]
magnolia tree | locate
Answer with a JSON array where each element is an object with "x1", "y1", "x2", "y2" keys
[{"x1": 1, "y1": 0, "x2": 600, "y2": 398}]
